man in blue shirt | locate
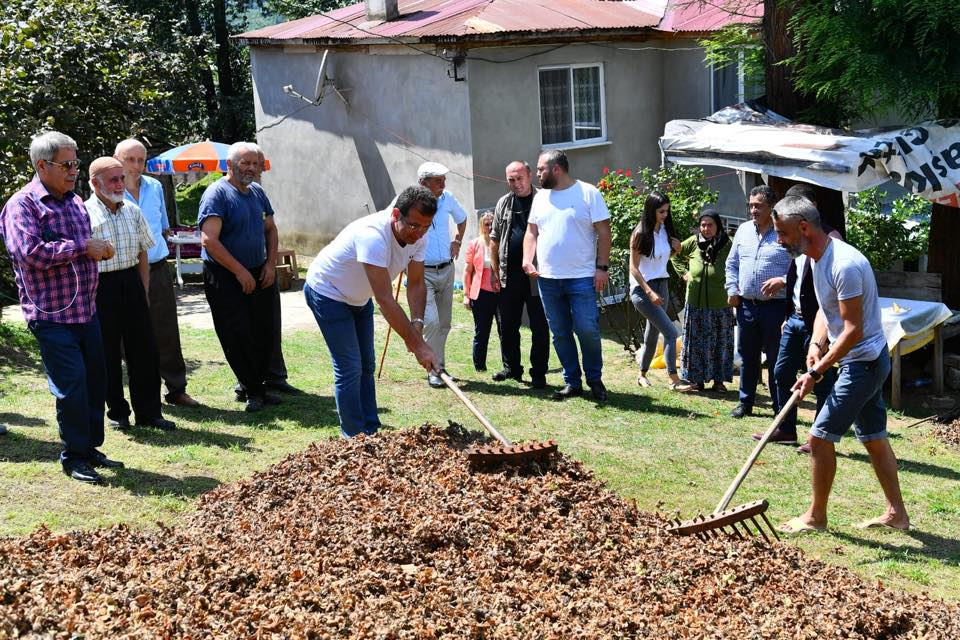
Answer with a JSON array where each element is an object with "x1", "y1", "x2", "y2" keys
[
  {"x1": 115, "y1": 139, "x2": 200, "y2": 408},
  {"x1": 198, "y1": 142, "x2": 280, "y2": 412},
  {"x1": 415, "y1": 162, "x2": 467, "y2": 389},
  {"x1": 725, "y1": 185, "x2": 792, "y2": 419}
]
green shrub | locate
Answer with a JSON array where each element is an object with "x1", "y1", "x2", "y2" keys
[
  {"x1": 174, "y1": 173, "x2": 222, "y2": 226},
  {"x1": 846, "y1": 188, "x2": 931, "y2": 271}
]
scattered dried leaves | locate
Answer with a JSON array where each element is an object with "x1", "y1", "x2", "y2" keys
[{"x1": 1, "y1": 423, "x2": 957, "y2": 638}]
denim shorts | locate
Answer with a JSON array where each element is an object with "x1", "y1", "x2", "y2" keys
[{"x1": 809, "y1": 351, "x2": 891, "y2": 443}]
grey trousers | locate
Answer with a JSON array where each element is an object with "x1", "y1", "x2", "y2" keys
[
  {"x1": 423, "y1": 263, "x2": 455, "y2": 369},
  {"x1": 148, "y1": 260, "x2": 188, "y2": 397}
]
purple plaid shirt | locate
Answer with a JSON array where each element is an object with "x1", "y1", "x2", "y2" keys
[{"x1": 0, "y1": 176, "x2": 98, "y2": 323}]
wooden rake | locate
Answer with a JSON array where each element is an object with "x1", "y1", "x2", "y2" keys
[
  {"x1": 438, "y1": 371, "x2": 558, "y2": 466},
  {"x1": 667, "y1": 390, "x2": 803, "y2": 543}
]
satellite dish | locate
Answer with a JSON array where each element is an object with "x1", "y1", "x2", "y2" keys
[
  {"x1": 282, "y1": 49, "x2": 349, "y2": 106},
  {"x1": 313, "y1": 49, "x2": 330, "y2": 102}
]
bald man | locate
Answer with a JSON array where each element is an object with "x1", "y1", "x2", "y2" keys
[{"x1": 115, "y1": 139, "x2": 200, "y2": 407}]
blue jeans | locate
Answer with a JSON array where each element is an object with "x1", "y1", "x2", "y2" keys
[
  {"x1": 29, "y1": 318, "x2": 106, "y2": 466},
  {"x1": 631, "y1": 279, "x2": 678, "y2": 374},
  {"x1": 304, "y1": 287, "x2": 379, "y2": 438},
  {"x1": 736, "y1": 298, "x2": 786, "y2": 410},
  {"x1": 774, "y1": 313, "x2": 837, "y2": 436},
  {"x1": 811, "y1": 352, "x2": 891, "y2": 443},
  {"x1": 537, "y1": 276, "x2": 603, "y2": 387}
]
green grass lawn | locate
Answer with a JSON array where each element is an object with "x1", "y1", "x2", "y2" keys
[{"x1": 1, "y1": 295, "x2": 958, "y2": 601}]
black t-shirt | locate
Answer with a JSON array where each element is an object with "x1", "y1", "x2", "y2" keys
[{"x1": 507, "y1": 193, "x2": 534, "y2": 274}]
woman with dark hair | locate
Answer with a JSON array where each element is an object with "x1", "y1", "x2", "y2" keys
[
  {"x1": 629, "y1": 191, "x2": 691, "y2": 391},
  {"x1": 671, "y1": 209, "x2": 735, "y2": 392}
]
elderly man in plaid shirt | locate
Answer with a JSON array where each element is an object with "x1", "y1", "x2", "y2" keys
[
  {"x1": 0, "y1": 132, "x2": 118, "y2": 483},
  {"x1": 86, "y1": 156, "x2": 176, "y2": 434}
]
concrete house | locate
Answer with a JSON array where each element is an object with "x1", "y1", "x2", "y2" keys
[{"x1": 238, "y1": 0, "x2": 759, "y2": 254}]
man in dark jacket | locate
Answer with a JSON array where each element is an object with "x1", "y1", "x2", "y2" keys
[{"x1": 755, "y1": 183, "x2": 840, "y2": 452}]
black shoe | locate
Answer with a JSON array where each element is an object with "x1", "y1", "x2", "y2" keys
[
  {"x1": 730, "y1": 404, "x2": 753, "y2": 419},
  {"x1": 234, "y1": 385, "x2": 247, "y2": 403},
  {"x1": 428, "y1": 372, "x2": 445, "y2": 389},
  {"x1": 109, "y1": 417, "x2": 131, "y2": 431},
  {"x1": 492, "y1": 368, "x2": 522, "y2": 382},
  {"x1": 589, "y1": 380, "x2": 608, "y2": 402},
  {"x1": 262, "y1": 393, "x2": 282, "y2": 406},
  {"x1": 62, "y1": 462, "x2": 104, "y2": 485},
  {"x1": 89, "y1": 449, "x2": 124, "y2": 469},
  {"x1": 265, "y1": 380, "x2": 302, "y2": 395},
  {"x1": 245, "y1": 396, "x2": 264, "y2": 413},
  {"x1": 530, "y1": 376, "x2": 547, "y2": 389},
  {"x1": 552, "y1": 384, "x2": 583, "y2": 400},
  {"x1": 137, "y1": 417, "x2": 176, "y2": 431}
]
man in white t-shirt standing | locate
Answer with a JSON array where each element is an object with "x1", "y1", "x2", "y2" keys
[
  {"x1": 304, "y1": 186, "x2": 440, "y2": 438},
  {"x1": 772, "y1": 196, "x2": 909, "y2": 534},
  {"x1": 522, "y1": 150, "x2": 612, "y2": 401}
]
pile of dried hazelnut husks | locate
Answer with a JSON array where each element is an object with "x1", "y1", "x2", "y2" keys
[
  {"x1": 932, "y1": 418, "x2": 960, "y2": 450},
  {"x1": 2, "y1": 424, "x2": 958, "y2": 638}
]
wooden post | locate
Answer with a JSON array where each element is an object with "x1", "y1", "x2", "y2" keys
[
  {"x1": 933, "y1": 324, "x2": 944, "y2": 396},
  {"x1": 891, "y1": 341, "x2": 902, "y2": 410}
]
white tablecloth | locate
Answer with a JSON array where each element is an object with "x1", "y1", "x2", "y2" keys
[{"x1": 879, "y1": 296, "x2": 952, "y2": 355}]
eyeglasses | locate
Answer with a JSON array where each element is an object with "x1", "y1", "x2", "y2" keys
[
  {"x1": 46, "y1": 159, "x2": 82, "y2": 171},
  {"x1": 399, "y1": 216, "x2": 433, "y2": 233}
]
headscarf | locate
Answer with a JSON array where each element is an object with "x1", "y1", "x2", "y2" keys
[{"x1": 696, "y1": 208, "x2": 729, "y2": 265}]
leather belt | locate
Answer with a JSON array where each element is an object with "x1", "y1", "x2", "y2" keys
[{"x1": 424, "y1": 260, "x2": 452, "y2": 269}]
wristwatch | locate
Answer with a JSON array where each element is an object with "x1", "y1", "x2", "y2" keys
[
  {"x1": 806, "y1": 367, "x2": 824, "y2": 383},
  {"x1": 595, "y1": 264, "x2": 609, "y2": 271},
  {"x1": 411, "y1": 317, "x2": 425, "y2": 327}
]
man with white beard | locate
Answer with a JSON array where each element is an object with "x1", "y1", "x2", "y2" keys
[{"x1": 86, "y1": 157, "x2": 176, "y2": 432}]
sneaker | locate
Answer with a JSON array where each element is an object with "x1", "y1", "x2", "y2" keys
[{"x1": 730, "y1": 404, "x2": 753, "y2": 419}]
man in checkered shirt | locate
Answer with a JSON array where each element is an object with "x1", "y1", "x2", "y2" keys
[
  {"x1": 85, "y1": 157, "x2": 176, "y2": 434},
  {"x1": 0, "y1": 132, "x2": 118, "y2": 483}
]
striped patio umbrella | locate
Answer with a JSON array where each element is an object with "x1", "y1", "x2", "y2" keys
[{"x1": 145, "y1": 141, "x2": 271, "y2": 174}]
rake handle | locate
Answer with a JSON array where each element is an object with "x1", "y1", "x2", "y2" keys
[
  {"x1": 438, "y1": 371, "x2": 513, "y2": 447},
  {"x1": 376, "y1": 272, "x2": 405, "y2": 381},
  {"x1": 714, "y1": 389, "x2": 802, "y2": 514}
]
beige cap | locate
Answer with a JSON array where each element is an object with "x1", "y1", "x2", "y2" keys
[
  {"x1": 89, "y1": 156, "x2": 123, "y2": 178},
  {"x1": 417, "y1": 161, "x2": 449, "y2": 179}
]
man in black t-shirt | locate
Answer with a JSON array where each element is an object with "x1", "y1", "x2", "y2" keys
[{"x1": 489, "y1": 161, "x2": 550, "y2": 388}]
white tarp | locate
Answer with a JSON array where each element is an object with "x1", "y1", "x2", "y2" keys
[{"x1": 660, "y1": 103, "x2": 960, "y2": 207}]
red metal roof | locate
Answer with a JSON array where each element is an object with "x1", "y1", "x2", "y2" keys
[
  {"x1": 659, "y1": 0, "x2": 761, "y2": 32},
  {"x1": 237, "y1": 0, "x2": 757, "y2": 44}
]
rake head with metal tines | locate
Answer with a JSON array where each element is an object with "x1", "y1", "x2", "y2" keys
[
  {"x1": 465, "y1": 440, "x2": 559, "y2": 466},
  {"x1": 438, "y1": 372, "x2": 559, "y2": 467},
  {"x1": 667, "y1": 500, "x2": 780, "y2": 542},
  {"x1": 666, "y1": 391, "x2": 802, "y2": 545}
]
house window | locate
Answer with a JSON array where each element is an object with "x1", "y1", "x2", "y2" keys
[
  {"x1": 711, "y1": 51, "x2": 763, "y2": 112},
  {"x1": 538, "y1": 63, "x2": 606, "y2": 147}
]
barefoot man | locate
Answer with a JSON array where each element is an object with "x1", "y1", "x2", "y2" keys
[{"x1": 771, "y1": 196, "x2": 909, "y2": 533}]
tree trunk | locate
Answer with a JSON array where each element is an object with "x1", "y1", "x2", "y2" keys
[
  {"x1": 212, "y1": 0, "x2": 240, "y2": 142},
  {"x1": 762, "y1": 0, "x2": 845, "y2": 234},
  {"x1": 182, "y1": 0, "x2": 221, "y2": 140},
  {"x1": 927, "y1": 203, "x2": 959, "y2": 308}
]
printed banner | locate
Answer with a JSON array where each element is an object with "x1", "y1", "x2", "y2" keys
[{"x1": 660, "y1": 103, "x2": 960, "y2": 207}]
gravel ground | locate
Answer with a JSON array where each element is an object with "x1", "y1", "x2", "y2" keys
[{"x1": 1, "y1": 424, "x2": 958, "y2": 639}]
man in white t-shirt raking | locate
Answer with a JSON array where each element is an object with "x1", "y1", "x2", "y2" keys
[
  {"x1": 522, "y1": 150, "x2": 612, "y2": 401},
  {"x1": 771, "y1": 196, "x2": 909, "y2": 534},
  {"x1": 304, "y1": 186, "x2": 440, "y2": 438}
]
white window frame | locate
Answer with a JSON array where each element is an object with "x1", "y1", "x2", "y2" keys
[
  {"x1": 537, "y1": 62, "x2": 608, "y2": 149},
  {"x1": 710, "y1": 49, "x2": 764, "y2": 113}
]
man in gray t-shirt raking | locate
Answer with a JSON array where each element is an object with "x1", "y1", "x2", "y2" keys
[{"x1": 771, "y1": 196, "x2": 909, "y2": 534}]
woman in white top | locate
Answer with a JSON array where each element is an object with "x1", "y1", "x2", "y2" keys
[{"x1": 629, "y1": 191, "x2": 691, "y2": 391}]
